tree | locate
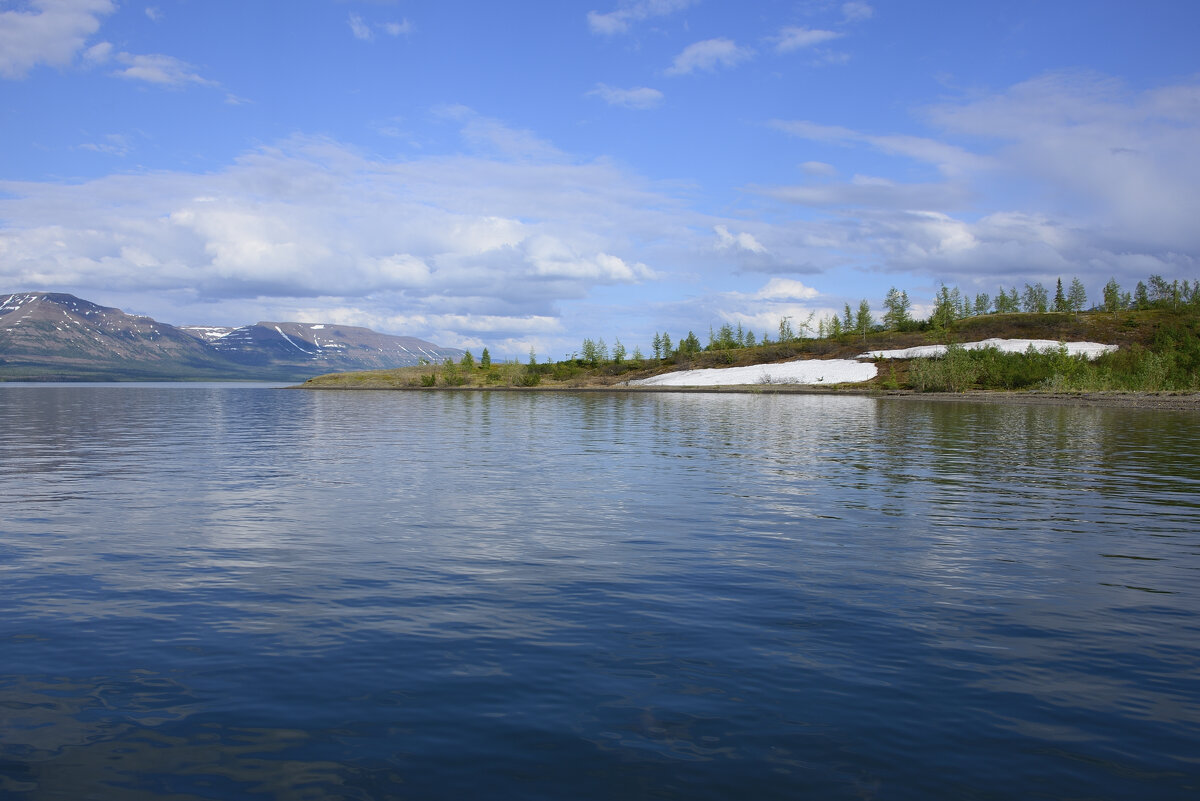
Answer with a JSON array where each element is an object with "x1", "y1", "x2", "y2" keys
[
  {"x1": 828, "y1": 315, "x2": 843, "y2": 337},
  {"x1": 930, "y1": 284, "x2": 962, "y2": 329},
  {"x1": 973, "y1": 292, "x2": 990, "y2": 316},
  {"x1": 612, "y1": 338, "x2": 626, "y2": 363},
  {"x1": 581, "y1": 338, "x2": 598, "y2": 364},
  {"x1": 882, "y1": 287, "x2": 912, "y2": 330},
  {"x1": 679, "y1": 331, "x2": 702, "y2": 354},
  {"x1": 660, "y1": 332, "x2": 672, "y2": 356},
  {"x1": 778, "y1": 316, "x2": 795, "y2": 343},
  {"x1": 597, "y1": 338, "x2": 609, "y2": 362},
  {"x1": 1021, "y1": 282, "x2": 1049, "y2": 314},
  {"x1": 744, "y1": 329, "x2": 756, "y2": 347},
  {"x1": 1102, "y1": 278, "x2": 1122, "y2": 313},
  {"x1": 631, "y1": 345, "x2": 644, "y2": 361},
  {"x1": 1134, "y1": 281, "x2": 1149, "y2": 309},
  {"x1": 480, "y1": 347, "x2": 491, "y2": 368},
  {"x1": 1053, "y1": 278, "x2": 1068, "y2": 313},
  {"x1": 461, "y1": 350, "x2": 475, "y2": 369},
  {"x1": 1147, "y1": 274, "x2": 1173, "y2": 307},
  {"x1": 714, "y1": 323, "x2": 736, "y2": 349},
  {"x1": 994, "y1": 286, "x2": 1020, "y2": 314},
  {"x1": 842, "y1": 304, "x2": 854, "y2": 332},
  {"x1": 855, "y1": 299, "x2": 874, "y2": 341},
  {"x1": 528, "y1": 347, "x2": 537, "y2": 366},
  {"x1": 1067, "y1": 277, "x2": 1087, "y2": 316},
  {"x1": 652, "y1": 332, "x2": 663, "y2": 360}
]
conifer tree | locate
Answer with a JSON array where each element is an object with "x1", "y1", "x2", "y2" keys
[
  {"x1": 855, "y1": 299, "x2": 874, "y2": 342},
  {"x1": 480, "y1": 347, "x2": 491, "y2": 368},
  {"x1": 974, "y1": 292, "x2": 990, "y2": 316},
  {"x1": 1054, "y1": 278, "x2": 1068, "y2": 312},
  {"x1": 1067, "y1": 277, "x2": 1087, "y2": 315}
]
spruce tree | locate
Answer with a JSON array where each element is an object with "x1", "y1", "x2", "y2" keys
[{"x1": 1054, "y1": 278, "x2": 1068, "y2": 312}]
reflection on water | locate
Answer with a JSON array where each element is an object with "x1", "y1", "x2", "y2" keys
[{"x1": 1, "y1": 386, "x2": 1198, "y2": 800}]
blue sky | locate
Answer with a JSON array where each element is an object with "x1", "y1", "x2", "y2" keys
[{"x1": 2, "y1": 0, "x2": 1198, "y2": 357}]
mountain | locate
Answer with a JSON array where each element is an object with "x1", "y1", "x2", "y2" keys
[
  {"x1": 179, "y1": 321, "x2": 458, "y2": 372},
  {"x1": 0, "y1": 292, "x2": 463, "y2": 381}
]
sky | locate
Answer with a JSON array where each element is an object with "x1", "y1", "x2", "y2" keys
[{"x1": 1, "y1": 0, "x2": 1198, "y2": 358}]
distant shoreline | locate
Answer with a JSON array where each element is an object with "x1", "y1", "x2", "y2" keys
[{"x1": 292, "y1": 383, "x2": 1200, "y2": 410}]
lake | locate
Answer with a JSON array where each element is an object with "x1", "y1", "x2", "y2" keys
[{"x1": 1, "y1": 384, "x2": 1198, "y2": 800}]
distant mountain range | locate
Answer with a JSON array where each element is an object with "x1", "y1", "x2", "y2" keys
[{"x1": 0, "y1": 292, "x2": 464, "y2": 381}]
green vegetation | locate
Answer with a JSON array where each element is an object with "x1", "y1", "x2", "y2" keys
[{"x1": 301, "y1": 272, "x2": 1200, "y2": 393}]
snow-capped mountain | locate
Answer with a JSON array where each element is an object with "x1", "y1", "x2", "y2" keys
[{"x1": 0, "y1": 292, "x2": 463, "y2": 381}]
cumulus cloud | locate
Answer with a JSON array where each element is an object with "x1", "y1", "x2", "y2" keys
[
  {"x1": 383, "y1": 19, "x2": 413, "y2": 36},
  {"x1": 0, "y1": 129, "x2": 686, "y2": 346},
  {"x1": 0, "y1": 0, "x2": 114, "y2": 79},
  {"x1": 773, "y1": 26, "x2": 841, "y2": 53},
  {"x1": 757, "y1": 73, "x2": 1200, "y2": 292},
  {"x1": 666, "y1": 38, "x2": 753, "y2": 76},
  {"x1": 587, "y1": 0, "x2": 696, "y2": 35},
  {"x1": 753, "y1": 277, "x2": 819, "y2": 301},
  {"x1": 694, "y1": 278, "x2": 830, "y2": 339},
  {"x1": 714, "y1": 225, "x2": 766, "y2": 254},
  {"x1": 587, "y1": 83, "x2": 663, "y2": 109}
]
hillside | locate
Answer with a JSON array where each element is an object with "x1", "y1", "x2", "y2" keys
[
  {"x1": 0, "y1": 292, "x2": 464, "y2": 381},
  {"x1": 299, "y1": 307, "x2": 1200, "y2": 394}
]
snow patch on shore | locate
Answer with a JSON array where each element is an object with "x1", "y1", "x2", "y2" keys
[
  {"x1": 859, "y1": 339, "x2": 1118, "y2": 360},
  {"x1": 631, "y1": 359, "x2": 877, "y2": 387}
]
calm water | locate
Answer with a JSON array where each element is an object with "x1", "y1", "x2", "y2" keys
[{"x1": 1, "y1": 385, "x2": 1198, "y2": 800}]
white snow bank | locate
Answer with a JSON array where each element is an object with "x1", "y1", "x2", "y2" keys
[
  {"x1": 631, "y1": 359, "x2": 877, "y2": 387},
  {"x1": 859, "y1": 338, "x2": 1117, "y2": 360}
]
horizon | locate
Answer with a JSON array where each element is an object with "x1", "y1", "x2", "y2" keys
[{"x1": 2, "y1": 0, "x2": 1197, "y2": 359}]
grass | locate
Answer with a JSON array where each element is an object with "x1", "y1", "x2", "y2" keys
[{"x1": 298, "y1": 307, "x2": 1200, "y2": 393}]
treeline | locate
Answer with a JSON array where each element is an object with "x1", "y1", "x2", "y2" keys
[
  {"x1": 438, "y1": 272, "x2": 1198, "y2": 376},
  {"x1": 638, "y1": 273, "x2": 1200, "y2": 361}
]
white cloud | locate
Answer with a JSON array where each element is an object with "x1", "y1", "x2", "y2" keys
[
  {"x1": 714, "y1": 225, "x2": 767, "y2": 254},
  {"x1": 753, "y1": 278, "x2": 819, "y2": 301},
  {"x1": 842, "y1": 2, "x2": 874, "y2": 22},
  {"x1": 750, "y1": 72, "x2": 1200, "y2": 295},
  {"x1": 587, "y1": 83, "x2": 663, "y2": 110},
  {"x1": 758, "y1": 175, "x2": 970, "y2": 211},
  {"x1": 145, "y1": 6, "x2": 161, "y2": 22},
  {"x1": 800, "y1": 161, "x2": 837, "y2": 176},
  {"x1": 78, "y1": 133, "x2": 131, "y2": 156},
  {"x1": 0, "y1": 129, "x2": 688, "y2": 345},
  {"x1": 587, "y1": 0, "x2": 696, "y2": 35},
  {"x1": 348, "y1": 13, "x2": 372, "y2": 40},
  {"x1": 112, "y1": 52, "x2": 216, "y2": 87},
  {"x1": 453, "y1": 110, "x2": 566, "y2": 161},
  {"x1": 772, "y1": 119, "x2": 992, "y2": 176},
  {"x1": 666, "y1": 38, "x2": 753, "y2": 76},
  {"x1": 383, "y1": 19, "x2": 413, "y2": 36},
  {"x1": 773, "y1": 26, "x2": 841, "y2": 53},
  {"x1": 0, "y1": 0, "x2": 114, "y2": 79}
]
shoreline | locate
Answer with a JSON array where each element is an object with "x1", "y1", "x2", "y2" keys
[{"x1": 292, "y1": 383, "x2": 1200, "y2": 410}]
